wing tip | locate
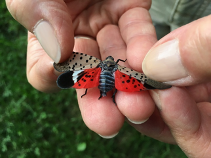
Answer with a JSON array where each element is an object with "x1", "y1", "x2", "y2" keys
[
  {"x1": 57, "y1": 71, "x2": 74, "y2": 89},
  {"x1": 145, "y1": 78, "x2": 172, "y2": 90}
]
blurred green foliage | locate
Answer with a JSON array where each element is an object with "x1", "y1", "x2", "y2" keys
[{"x1": 0, "y1": 1, "x2": 187, "y2": 158}]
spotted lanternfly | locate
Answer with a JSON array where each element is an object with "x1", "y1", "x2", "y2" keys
[{"x1": 54, "y1": 52, "x2": 171, "y2": 103}]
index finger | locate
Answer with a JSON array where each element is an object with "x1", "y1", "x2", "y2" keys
[{"x1": 73, "y1": 37, "x2": 125, "y2": 137}]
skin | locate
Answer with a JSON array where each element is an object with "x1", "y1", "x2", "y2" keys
[{"x1": 6, "y1": 0, "x2": 211, "y2": 157}]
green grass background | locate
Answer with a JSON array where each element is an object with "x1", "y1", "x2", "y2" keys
[{"x1": 0, "y1": 2, "x2": 187, "y2": 158}]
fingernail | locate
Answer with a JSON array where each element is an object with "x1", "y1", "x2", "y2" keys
[
  {"x1": 127, "y1": 118, "x2": 149, "y2": 124},
  {"x1": 74, "y1": 35, "x2": 94, "y2": 40},
  {"x1": 142, "y1": 39, "x2": 188, "y2": 82},
  {"x1": 150, "y1": 90, "x2": 162, "y2": 110},
  {"x1": 54, "y1": 68, "x2": 62, "y2": 76},
  {"x1": 33, "y1": 19, "x2": 61, "y2": 63},
  {"x1": 98, "y1": 132, "x2": 118, "y2": 139}
]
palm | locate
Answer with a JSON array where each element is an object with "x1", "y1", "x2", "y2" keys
[{"x1": 62, "y1": 1, "x2": 159, "y2": 136}]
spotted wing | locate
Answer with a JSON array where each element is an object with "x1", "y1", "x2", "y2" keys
[
  {"x1": 54, "y1": 52, "x2": 101, "y2": 72},
  {"x1": 117, "y1": 65, "x2": 172, "y2": 90},
  {"x1": 115, "y1": 70, "x2": 146, "y2": 92},
  {"x1": 57, "y1": 68, "x2": 101, "y2": 89}
]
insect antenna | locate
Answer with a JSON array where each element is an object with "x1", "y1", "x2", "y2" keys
[{"x1": 116, "y1": 59, "x2": 127, "y2": 64}]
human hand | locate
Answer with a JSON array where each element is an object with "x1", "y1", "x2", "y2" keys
[
  {"x1": 6, "y1": 0, "x2": 159, "y2": 137},
  {"x1": 132, "y1": 16, "x2": 211, "y2": 157}
]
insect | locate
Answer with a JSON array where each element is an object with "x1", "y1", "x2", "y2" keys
[{"x1": 54, "y1": 52, "x2": 171, "y2": 103}]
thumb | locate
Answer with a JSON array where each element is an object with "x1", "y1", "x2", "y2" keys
[
  {"x1": 142, "y1": 15, "x2": 211, "y2": 86},
  {"x1": 6, "y1": 0, "x2": 74, "y2": 63}
]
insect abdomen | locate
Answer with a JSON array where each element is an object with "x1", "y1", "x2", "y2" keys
[{"x1": 99, "y1": 70, "x2": 115, "y2": 96}]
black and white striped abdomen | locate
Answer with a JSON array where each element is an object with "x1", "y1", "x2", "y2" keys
[{"x1": 98, "y1": 70, "x2": 115, "y2": 96}]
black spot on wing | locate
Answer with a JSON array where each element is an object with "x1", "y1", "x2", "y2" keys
[
  {"x1": 57, "y1": 71, "x2": 74, "y2": 89},
  {"x1": 81, "y1": 78, "x2": 87, "y2": 82}
]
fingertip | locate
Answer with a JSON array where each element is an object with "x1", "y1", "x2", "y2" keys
[
  {"x1": 8, "y1": 0, "x2": 74, "y2": 63},
  {"x1": 77, "y1": 89, "x2": 125, "y2": 136},
  {"x1": 143, "y1": 16, "x2": 211, "y2": 86},
  {"x1": 127, "y1": 117, "x2": 149, "y2": 124},
  {"x1": 116, "y1": 91, "x2": 155, "y2": 123},
  {"x1": 98, "y1": 132, "x2": 119, "y2": 139},
  {"x1": 126, "y1": 35, "x2": 157, "y2": 71},
  {"x1": 142, "y1": 39, "x2": 188, "y2": 83}
]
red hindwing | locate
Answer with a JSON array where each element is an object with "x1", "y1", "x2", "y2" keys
[
  {"x1": 115, "y1": 70, "x2": 146, "y2": 92},
  {"x1": 72, "y1": 68, "x2": 101, "y2": 89}
]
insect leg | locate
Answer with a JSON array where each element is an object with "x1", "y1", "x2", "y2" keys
[
  {"x1": 98, "y1": 91, "x2": 103, "y2": 100},
  {"x1": 112, "y1": 89, "x2": 117, "y2": 105},
  {"x1": 81, "y1": 89, "x2": 88, "y2": 98},
  {"x1": 116, "y1": 59, "x2": 127, "y2": 64}
]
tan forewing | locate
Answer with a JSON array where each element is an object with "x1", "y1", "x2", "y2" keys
[
  {"x1": 117, "y1": 65, "x2": 172, "y2": 89},
  {"x1": 54, "y1": 52, "x2": 101, "y2": 72}
]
